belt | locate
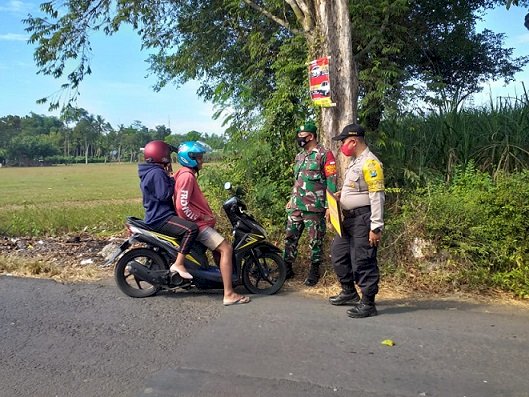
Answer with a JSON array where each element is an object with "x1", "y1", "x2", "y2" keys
[{"x1": 342, "y1": 206, "x2": 371, "y2": 218}]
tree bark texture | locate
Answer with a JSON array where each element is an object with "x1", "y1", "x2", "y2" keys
[
  {"x1": 250, "y1": 0, "x2": 359, "y2": 176},
  {"x1": 312, "y1": 0, "x2": 357, "y2": 177}
]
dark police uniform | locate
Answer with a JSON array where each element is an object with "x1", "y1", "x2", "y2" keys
[{"x1": 331, "y1": 146, "x2": 385, "y2": 305}]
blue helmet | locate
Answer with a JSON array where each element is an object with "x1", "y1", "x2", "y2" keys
[{"x1": 177, "y1": 141, "x2": 212, "y2": 167}]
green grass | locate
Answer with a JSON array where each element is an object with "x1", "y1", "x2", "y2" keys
[
  {"x1": 0, "y1": 163, "x2": 145, "y2": 236},
  {"x1": 0, "y1": 163, "x2": 141, "y2": 205}
]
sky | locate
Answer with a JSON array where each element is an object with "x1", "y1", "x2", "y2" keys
[{"x1": 1, "y1": 1, "x2": 528, "y2": 135}]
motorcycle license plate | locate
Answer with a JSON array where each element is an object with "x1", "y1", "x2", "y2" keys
[{"x1": 104, "y1": 240, "x2": 131, "y2": 266}]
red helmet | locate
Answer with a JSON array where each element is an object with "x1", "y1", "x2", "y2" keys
[{"x1": 144, "y1": 140, "x2": 172, "y2": 164}]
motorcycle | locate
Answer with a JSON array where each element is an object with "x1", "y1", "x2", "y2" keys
[{"x1": 107, "y1": 182, "x2": 286, "y2": 298}]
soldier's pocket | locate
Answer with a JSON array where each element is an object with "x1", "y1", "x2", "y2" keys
[
  {"x1": 305, "y1": 160, "x2": 322, "y2": 180},
  {"x1": 288, "y1": 210, "x2": 303, "y2": 222}
]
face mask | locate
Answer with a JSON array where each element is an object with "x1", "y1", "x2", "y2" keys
[
  {"x1": 340, "y1": 141, "x2": 354, "y2": 156},
  {"x1": 296, "y1": 136, "x2": 309, "y2": 147}
]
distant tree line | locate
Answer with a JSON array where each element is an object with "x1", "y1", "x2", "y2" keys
[{"x1": 0, "y1": 109, "x2": 227, "y2": 166}]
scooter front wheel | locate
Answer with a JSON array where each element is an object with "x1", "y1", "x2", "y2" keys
[
  {"x1": 114, "y1": 248, "x2": 164, "y2": 298},
  {"x1": 242, "y1": 251, "x2": 286, "y2": 295}
]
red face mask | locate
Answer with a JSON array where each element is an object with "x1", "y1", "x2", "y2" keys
[{"x1": 340, "y1": 141, "x2": 354, "y2": 156}]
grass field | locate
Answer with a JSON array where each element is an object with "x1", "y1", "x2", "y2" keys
[{"x1": 0, "y1": 163, "x2": 145, "y2": 236}]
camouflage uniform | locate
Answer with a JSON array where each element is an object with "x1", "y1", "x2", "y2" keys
[{"x1": 283, "y1": 144, "x2": 337, "y2": 282}]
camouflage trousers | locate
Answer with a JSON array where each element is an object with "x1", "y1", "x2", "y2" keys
[{"x1": 283, "y1": 210, "x2": 326, "y2": 266}]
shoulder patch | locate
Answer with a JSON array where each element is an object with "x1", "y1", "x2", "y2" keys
[
  {"x1": 362, "y1": 159, "x2": 384, "y2": 192},
  {"x1": 323, "y1": 151, "x2": 337, "y2": 177}
]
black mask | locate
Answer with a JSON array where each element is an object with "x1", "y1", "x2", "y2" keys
[{"x1": 296, "y1": 136, "x2": 309, "y2": 147}]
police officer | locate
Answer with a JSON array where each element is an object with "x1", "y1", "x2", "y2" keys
[
  {"x1": 329, "y1": 123, "x2": 385, "y2": 318},
  {"x1": 283, "y1": 120, "x2": 338, "y2": 286}
]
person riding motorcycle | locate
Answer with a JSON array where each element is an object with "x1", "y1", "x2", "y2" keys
[
  {"x1": 138, "y1": 140, "x2": 198, "y2": 280},
  {"x1": 173, "y1": 141, "x2": 251, "y2": 306}
]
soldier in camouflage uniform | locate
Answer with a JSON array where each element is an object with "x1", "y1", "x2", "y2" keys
[{"x1": 283, "y1": 120, "x2": 338, "y2": 286}]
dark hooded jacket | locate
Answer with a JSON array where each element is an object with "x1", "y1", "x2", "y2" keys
[{"x1": 138, "y1": 163, "x2": 175, "y2": 226}]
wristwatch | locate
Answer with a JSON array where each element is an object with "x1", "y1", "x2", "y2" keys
[{"x1": 371, "y1": 227, "x2": 381, "y2": 234}]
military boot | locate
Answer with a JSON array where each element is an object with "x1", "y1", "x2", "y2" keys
[
  {"x1": 285, "y1": 263, "x2": 295, "y2": 280},
  {"x1": 303, "y1": 263, "x2": 320, "y2": 286},
  {"x1": 347, "y1": 297, "x2": 377, "y2": 318}
]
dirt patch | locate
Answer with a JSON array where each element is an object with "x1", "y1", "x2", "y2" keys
[{"x1": 0, "y1": 234, "x2": 124, "y2": 280}]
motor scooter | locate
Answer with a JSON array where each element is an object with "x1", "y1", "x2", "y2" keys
[{"x1": 108, "y1": 182, "x2": 286, "y2": 297}]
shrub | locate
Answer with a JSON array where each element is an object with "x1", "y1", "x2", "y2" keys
[{"x1": 382, "y1": 166, "x2": 529, "y2": 297}]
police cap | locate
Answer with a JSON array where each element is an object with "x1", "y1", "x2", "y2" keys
[{"x1": 332, "y1": 123, "x2": 365, "y2": 141}]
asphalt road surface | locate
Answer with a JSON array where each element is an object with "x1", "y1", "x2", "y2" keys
[{"x1": 1, "y1": 275, "x2": 528, "y2": 397}]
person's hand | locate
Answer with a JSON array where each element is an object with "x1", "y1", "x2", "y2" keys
[
  {"x1": 334, "y1": 191, "x2": 341, "y2": 200},
  {"x1": 164, "y1": 163, "x2": 173, "y2": 175},
  {"x1": 286, "y1": 200, "x2": 292, "y2": 209},
  {"x1": 369, "y1": 230, "x2": 382, "y2": 247}
]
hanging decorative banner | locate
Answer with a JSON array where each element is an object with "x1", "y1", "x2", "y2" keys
[{"x1": 308, "y1": 56, "x2": 334, "y2": 107}]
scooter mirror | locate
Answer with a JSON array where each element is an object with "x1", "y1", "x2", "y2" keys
[{"x1": 224, "y1": 182, "x2": 232, "y2": 190}]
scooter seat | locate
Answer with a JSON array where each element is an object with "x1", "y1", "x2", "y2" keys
[{"x1": 127, "y1": 216, "x2": 155, "y2": 231}]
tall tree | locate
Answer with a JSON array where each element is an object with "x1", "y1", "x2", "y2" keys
[
  {"x1": 24, "y1": 0, "x2": 529, "y2": 148},
  {"x1": 23, "y1": 0, "x2": 400, "y2": 149},
  {"x1": 152, "y1": 125, "x2": 172, "y2": 141}
]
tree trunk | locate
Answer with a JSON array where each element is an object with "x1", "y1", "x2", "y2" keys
[
  {"x1": 244, "y1": 0, "x2": 359, "y2": 178},
  {"x1": 312, "y1": 0, "x2": 358, "y2": 177}
]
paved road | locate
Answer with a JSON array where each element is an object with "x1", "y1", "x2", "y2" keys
[{"x1": 1, "y1": 276, "x2": 528, "y2": 397}]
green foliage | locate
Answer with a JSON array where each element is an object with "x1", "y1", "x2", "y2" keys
[
  {"x1": 165, "y1": 131, "x2": 227, "y2": 150},
  {"x1": 375, "y1": 92, "x2": 529, "y2": 187},
  {"x1": 23, "y1": 0, "x2": 528, "y2": 137},
  {"x1": 203, "y1": 135, "x2": 294, "y2": 238},
  {"x1": 0, "y1": 112, "x2": 226, "y2": 166},
  {"x1": 383, "y1": 166, "x2": 529, "y2": 297}
]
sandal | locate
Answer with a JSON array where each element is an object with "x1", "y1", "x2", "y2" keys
[{"x1": 223, "y1": 296, "x2": 251, "y2": 306}]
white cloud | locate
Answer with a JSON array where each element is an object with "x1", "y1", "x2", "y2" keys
[{"x1": 0, "y1": 33, "x2": 28, "y2": 41}]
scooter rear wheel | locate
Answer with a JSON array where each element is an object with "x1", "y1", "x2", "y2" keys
[
  {"x1": 242, "y1": 251, "x2": 286, "y2": 295},
  {"x1": 114, "y1": 248, "x2": 164, "y2": 298}
]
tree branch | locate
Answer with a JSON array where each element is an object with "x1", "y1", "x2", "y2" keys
[
  {"x1": 285, "y1": 0, "x2": 314, "y2": 33},
  {"x1": 241, "y1": 0, "x2": 301, "y2": 34},
  {"x1": 287, "y1": 0, "x2": 310, "y2": 17}
]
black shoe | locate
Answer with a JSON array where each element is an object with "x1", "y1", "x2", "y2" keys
[
  {"x1": 347, "y1": 302, "x2": 378, "y2": 318},
  {"x1": 329, "y1": 290, "x2": 361, "y2": 306},
  {"x1": 303, "y1": 264, "x2": 320, "y2": 286},
  {"x1": 285, "y1": 267, "x2": 295, "y2": 280}
]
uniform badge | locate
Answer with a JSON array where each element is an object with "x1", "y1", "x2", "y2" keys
[
  {"x1": 324, "y1": 163, "x2": 337, "y2": 176},
  {"x1": 363, "y1": 159, "x2": 384, "y2": 192}
]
